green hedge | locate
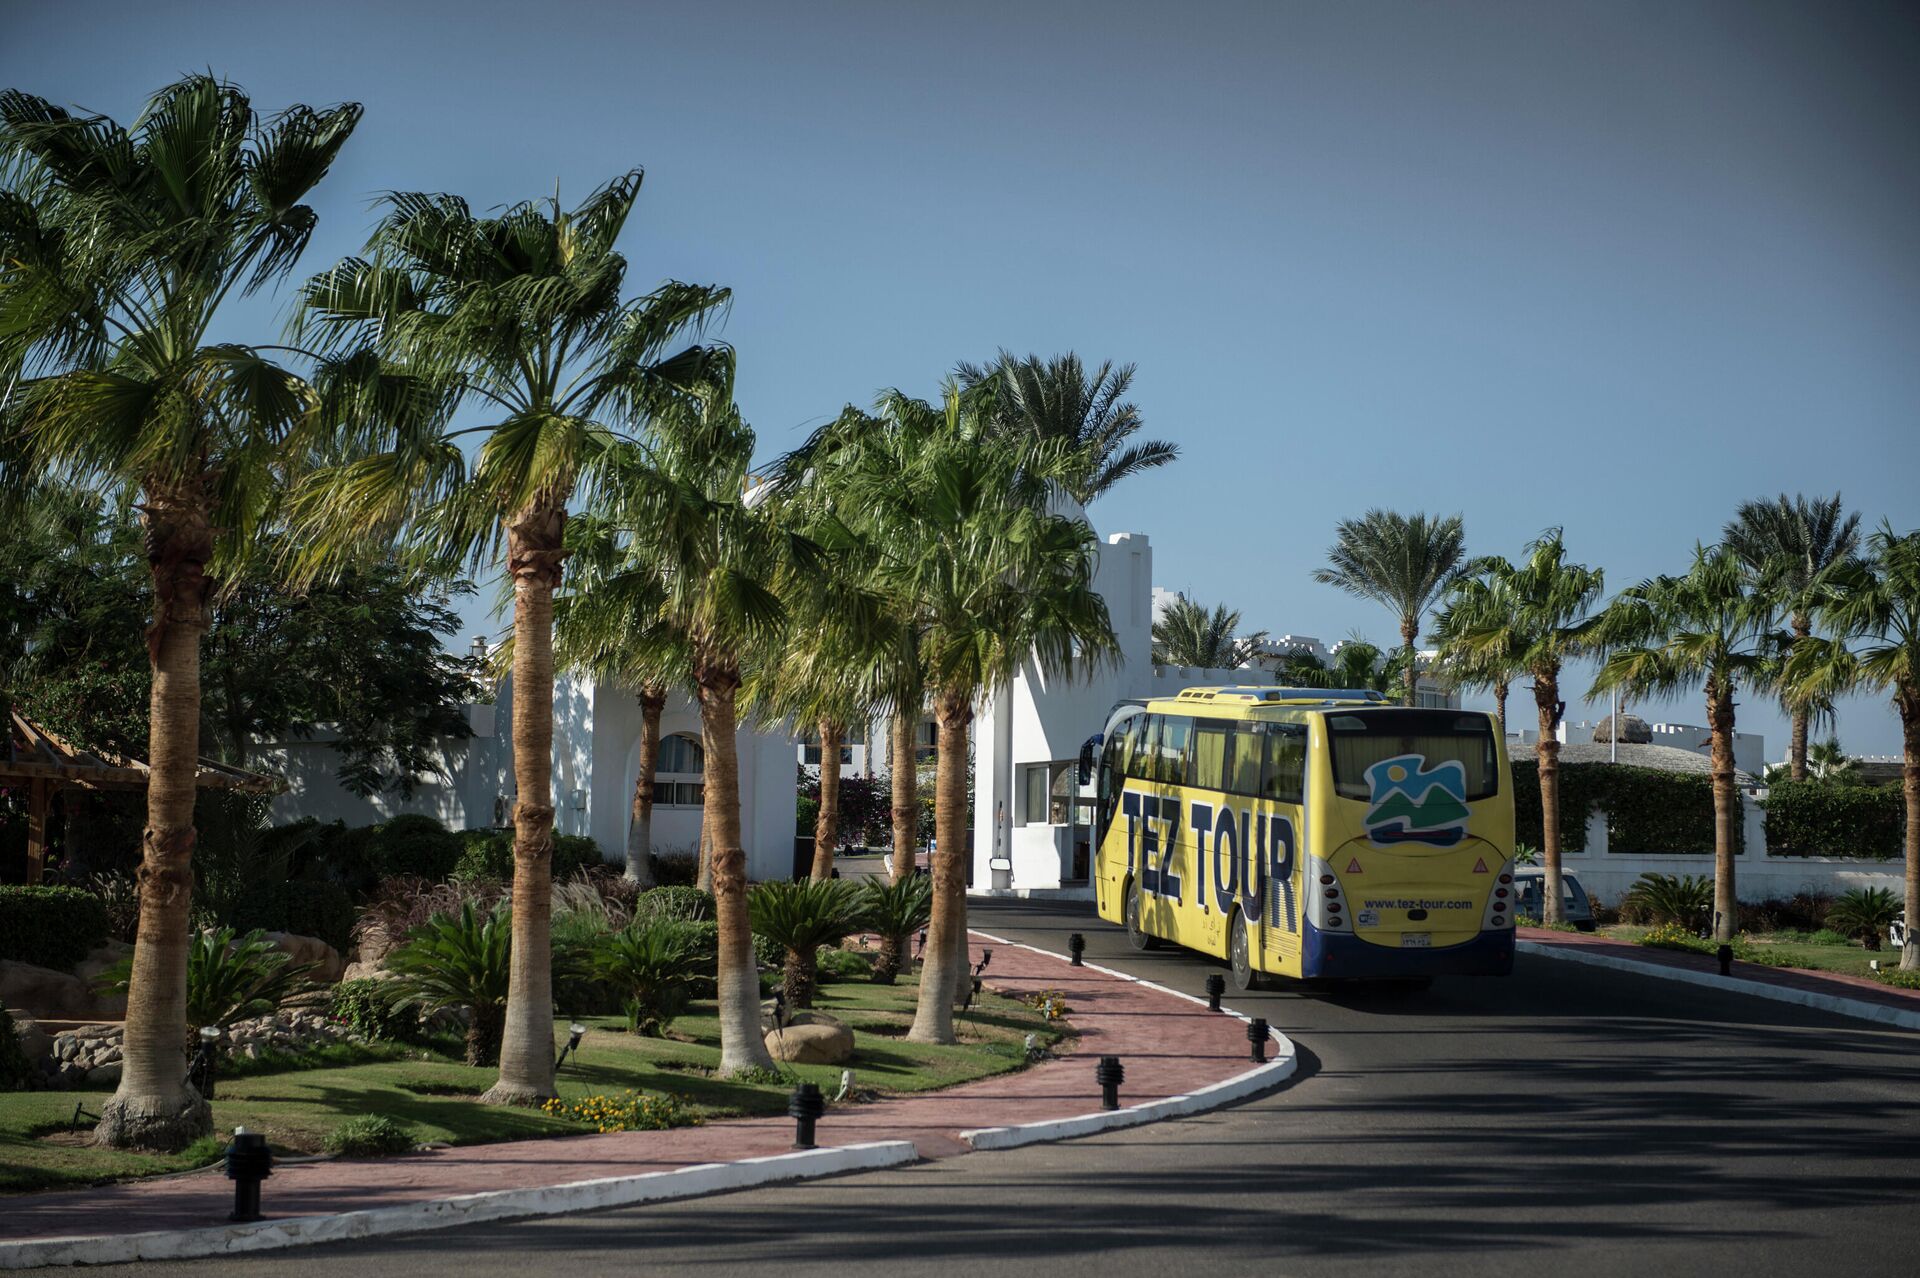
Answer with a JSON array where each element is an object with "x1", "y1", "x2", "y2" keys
[
  {"x1": 367, "y1": 814, "x2": 465, "y2": 881},
  {"x1": 1762, "y1": 781, "x2": 1905, "y2": 859},
  {"x1": 225, "y1": 880, "x2": 357, "y2": 953},
  {"x1": 451, "y1": 827, "x2": 605, "y2": 884},
  {"x1": 1512, "y1": 761, "x2": 1742, "y2": 856},
  {"x1": 0, "y1": 885, "x2": 109, "y2": 970}
]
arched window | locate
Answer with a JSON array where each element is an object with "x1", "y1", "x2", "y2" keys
[{"x1": 657, "y1": 733, "x2": 705, "y2": 807}]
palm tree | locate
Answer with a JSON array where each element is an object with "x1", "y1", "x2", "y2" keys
[
  {"x1": 954, "y1": 351, "x2": 1177, "y2": 505},
  {"x1": 0, "y1": 76, "x2": 360, "y2": 1150},
  {"x1": 1786, "y1": 523, "x2": 1920, "y2": 969},
  {"x1": 293, "y1": 173, "x2": 728, "y2": 1103},
  {"x1": 801, "y1": 380, "x2": 1118, "y2": 1042},
  {"x1": 1439, "y1": 533, "x2": 1603, "y2": 924},
  {"x1": 1151, "y1": 596, "x2": 1268, "y2": 669},
  {"x1": 1591, "y1": 545, "x2": 1776, "y2": 943},
  {"x1": 1432, "y1": 568, "x2": 1529, "y2": 732},
  {"x1": 1723, "y1": 494, "x2": 1861, "y2": 780},
  {"x1": 596, "y1": 388, "x2": 799, "y2": 1074},
  {"x1": 1314, "y1": 510, "x2": 1467, "y2": 706}
]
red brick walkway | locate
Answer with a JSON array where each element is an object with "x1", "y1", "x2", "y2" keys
[
  {"x1": 1519, "y1": 926, "x2": 1920, "y2": 1014},
  {"x1": 2, "y1": 933, "x2": 1258, "y2": 1245}
]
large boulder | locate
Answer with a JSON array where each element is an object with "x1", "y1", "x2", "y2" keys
[
  {"x1": 0, "y1": 960, "x2": 123, "y2": 1021},
  {"x1": 262, "y1": 933, "x2": 346, "y2": 984},
  {"x1": 764, "y1": 1011, "x2": 853, "y2": 1065},
  {"x1": 9, "y1": 1011, "x2": 53, "y2": 1071}
]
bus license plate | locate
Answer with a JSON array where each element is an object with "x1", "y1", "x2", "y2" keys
[{"x1": 1401, "y1": 933, "x2": 1431, "y2": 948}]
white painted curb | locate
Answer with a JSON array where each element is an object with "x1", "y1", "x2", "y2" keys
[
  {"x1": 958, "y1": 930, "x2": 1299, "y2": 1151},
  {"x1": 0, "y1": 1140, "x2": 919, "y2": 1271},
  {"x1": 1518, "y1": 940, "x2": 1920, "y2": 1032}
]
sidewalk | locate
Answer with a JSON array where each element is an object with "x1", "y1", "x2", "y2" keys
[
  {"x1": 2, "y1": 931, "x2": 1285, "y2": 1257},
  {"x1": 1518, "y1": 926, "x2": 1920, "y2": 1029}
]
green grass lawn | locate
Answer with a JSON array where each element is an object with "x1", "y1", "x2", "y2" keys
[
  {"x1": 1, "y1": 975, "x2": 1063, "y2": 1195},
  {"x1": 1597, "y1": 924, "x2": 1890, "y2": 978}
]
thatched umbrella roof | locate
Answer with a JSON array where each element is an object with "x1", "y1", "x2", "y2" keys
[{"x1": 1592, "y1": 713, "x2": 1652, "y2": 744}]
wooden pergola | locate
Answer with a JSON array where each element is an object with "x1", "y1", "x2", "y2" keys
[{"x1": 3, "y1": 709, "x2": 281, "y2": 884}]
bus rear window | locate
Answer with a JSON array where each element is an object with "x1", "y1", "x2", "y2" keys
[{"x1": 1325, "y1": 711, "x2": 1500, "y2": 802}]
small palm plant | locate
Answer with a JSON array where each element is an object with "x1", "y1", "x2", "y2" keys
[
  {"x1": 95, "y1": 928, "x2": 318, "y2": 1034},
  {"x1": 1623, "y1": 874, "x2": 1715, "y2": 932},
  {"x1": 860, "y1": 876, "x2": 934, "y2": 984},
  {"x1": 384, "y1": 903, "x2": 512, "y2": 1066},
  {"x1": 747, "y1": 879, "x2": 866, "y2": 1008},
  {"x1": 1827, "y1": 888, "x2": 1901, "y2": 952},
  {"x1": 594, "y1": 918, "x2": 710, "y2": 1035}
]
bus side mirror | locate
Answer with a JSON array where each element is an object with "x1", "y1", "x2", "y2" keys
[{"x1": 1077, "y1": 734, "x2": 1101, "y2": 787}]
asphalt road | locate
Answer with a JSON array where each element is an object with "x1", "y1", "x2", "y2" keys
[{"x1": 105, "y1": 898, "x2": 1920, "y2": 1277}]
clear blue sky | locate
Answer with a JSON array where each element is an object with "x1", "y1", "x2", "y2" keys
[{"x1": 8, "y1": 0, "x2": 1918, "y2": 756}]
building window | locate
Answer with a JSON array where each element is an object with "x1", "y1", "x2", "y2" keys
[
  {"x1": 657, "y1": 733, "x2": 705, "y2": 807},
  {"x1": 915, "y1": 718, "x2": 938, "y2": 763},
  {"x1": 1021, "y1": 761, "x2": 1079, "y2": 826}
]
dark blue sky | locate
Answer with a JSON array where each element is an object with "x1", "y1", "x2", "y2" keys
[{"x1": 8, "y1": 1, "x2": 1918, "y2": 755}]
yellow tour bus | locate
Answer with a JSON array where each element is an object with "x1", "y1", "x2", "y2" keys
[{"x1": 1087, "y1": 686, "x2": 1516, "y2": 989}]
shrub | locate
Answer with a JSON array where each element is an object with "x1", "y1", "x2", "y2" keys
[
  {"x1": 1, "y1": 1005, "x2": 36, "y2": 1091},
  {"x1": 93, "y1": 927, "x2": 318, "y2": 1030},
  {"x1": 651, "y1": 850, "x2": 699, "y2": 887},
  {"x1": 85, "y1": 871, "x2": 142, "y2": 943},
  {"x1": 1622, "y1": 874, "x2": 1714, "y2": 932},
  {"x1": 749, "y1": 879, "x2": 866, "y2": 1009},
  {"x1": 1808, "y1": 928, "x2": 1854, "y2": 947},
  {"x1": 0, "y1": 885, "x2": 109, "y2": 969},
  {"x1": 593, "y1": 918, "x2": 709, "y2": 1035},
  {"x1": 1512, "y1": 762, "x2": 1739, "y2": 855},
  {"x1": 329, "y1": 979, "x2": 420, "y2": 1042},
  {"x1": 1875, "y1": 968, "x2": 1920, "y2": 991},
  {"x1": 815, "y1": 946, "x2": 873, "y2": 983},
  {"x1": 540, "y1": 1089, "x2": 699, "y2": 1133},
  {"x1": 858, "y1": 875, "x2": 933, "y2": 984},
  {"x1": 632, "y1": 885, "x2": 715, "y2": 925},
  {"x1": 1827, "y1": 888, "x2": 1901, "y2": 951},
  {"x1": 1762, "y1": 781, "x2": 1904, "y2": 859},
  {"x1": 1738, "y1": 893, "x2": 1834, "y2": 934},
  {"x1": 450, "y1": 827, "x2": 604, "y2": 884},
  {"x1": 354, "y1": 876, "x2": 505, "y2": 958},
  {"x1": 368, "y1": 815, "x2": 464, "y2": 881},
  {"x1": 1639, "y1": 921, "x2": 1708, "y2": 953},
  {"x1": 323, "y1": 1114, "x2": 418, "y2": 1156},
  {"x1": 383, "y1": 902, "x2": 511, "y2": 1066}
]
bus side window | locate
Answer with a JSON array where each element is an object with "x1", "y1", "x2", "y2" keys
[
  {"x1": 1261, "y1": 725, "x2": 1307, "y2": 804},
  {"x1": 1158, "y1": 716, "x2": 1193, "y2": 786},
  {"x1": 1226, "y1": 726, "x2": 1263, "y2": 797},
  {"x1": 1131, "y1": 715, "x2": 1161, "y2": 781},
  {"x1": 1191, "y1": 722, "x2": 1229, "y2": 792}
]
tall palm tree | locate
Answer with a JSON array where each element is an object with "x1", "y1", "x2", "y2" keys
[
  {"x1": 1432, "y1": 568, "x2": 1529, "y2": 732},
  {"x1": 293, "y1": 173, "x2": 728, "y2": 1103},
  {"x1": 1590, "y1": 545, "x2": 1776, "y2": 943},
  {"x1": 804, "y1": 380, "x2": 1118, "y2": 1042},
  {"x1": 1270, "y1": 635, "x2": 1396, "y2": 694},
  {"x1": 1151, "y1": 596, "x2": 1267, "y2": 669},
  {"x1": 601, "y1": 388, "x2": 801, "y2": 1074},
  {"x1": 1314, "y1": 510, "x2": 1467, "y2": 706},
  {"x1": 1441, "y1": 533, "x2": 1603, "y2": 924},
  {"x1": 1786, "y1": 524, "x2": 1920, "y2": 969},
  {"x1": 954, "y1": 350, "x2": 1177, "y2": 505},
  {"x1": 0, "y1": 76, "x2": 360, "y2": 1150},
  {"x1": 1723, "y1": 494, "x2": 1861, "y2": 780}
]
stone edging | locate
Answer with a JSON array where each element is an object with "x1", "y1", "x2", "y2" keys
[
  {"x1": 958, "y1": 931, "x2": 1299, "y2": 1150},
  {"x1": 1517, "y1": 940, "x2": 1920, "y2": 1032},
  {"x1": 0, "y1": 1141, "x2": 920, "y2": 1271}
]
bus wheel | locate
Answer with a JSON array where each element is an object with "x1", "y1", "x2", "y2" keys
[
  {"x1": 1229, "y1": 910, "x2": 1262, "y2": 991},
  {"x1": 1125, "y1": 879, "x2": 1159, "y2": 951}
]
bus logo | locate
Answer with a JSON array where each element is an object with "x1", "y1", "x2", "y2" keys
[{"x1": 1362, "y1": 754, "x2": 1470, "y2": 847}]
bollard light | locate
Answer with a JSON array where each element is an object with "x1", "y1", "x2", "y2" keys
[
  {"x1": 1068, "y1": 933, "x2": 1086, "y2": 966},
  {"x1": 225, "y1": 1127, "x2": 273, "y2": 1222},
  {"x1": 1096, "y1": 1055, "x2": 1125, "y2": 1110},
  {"x1": 1715, "y1": 944, "x2": 1733, "y2": 977},
  {"x1": 1205, "y1": 974, "x2": 1226, "y2": 1012},
  {"x1": 190, "y1": 1024, "x2": 221, "y2": 1101},
  {"x1": 1247, "y1": 1018, "x2": 1269, "y2": 1063},
  {"x1": 554, "y1": 1021, "x2": 587, "y2": 1071},
  {"x1": 978, "y1": 948, "x2": 992, "y2": 971},
  {"x1": 788, "y1": 1082, "x2": 826, "y2": 1149}
]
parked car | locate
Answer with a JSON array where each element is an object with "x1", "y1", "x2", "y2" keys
[
  {"x1": 1891, "y1": 912, "x2": 1908, "y2": 951},
  {"x1": 1512, "y1": 867, "x2": 1597, "y2": 932}
]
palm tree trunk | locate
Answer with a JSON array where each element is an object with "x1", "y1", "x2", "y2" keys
[
  {"x1": 812, "y1": 718, "x2": 842, "y2": 880},
  {"x1": 1400, "y1": 617, "x2": 1419, "y2": 707},
  {"x1": 96, "y1": 490, "x2": 214, "y2": 1151},
  {"x1": 890, "y1": 705, "x2": 918, "y2": 883},
  {"x1": 908, "y1": 690, "x2": 971, "y2": 1044},
  {"x1": 697, "y1": 652, "x2": 774, "y2": 1074},
  {"x1": 1898, "y1": 679, "x2": 1920, "y2": 972},
  {"x1": 1533, "y1": 668, "x2": 1565, "y2": 926},
  {"x1": 481, "y1": 503, "x2": 564, "y2": 1107},
  {"x1": 1789, "y1": 616, "x2": 1811, "y2": 781},
  {"x1": 1493, "y1": 678, "x2": 1508, "y2": 735},
  {"x1": 696, "y1": 721, "x2": 715, "y2": 892},
  {"x1": 1707, "y1": 677, "x2": 1740, "y2": 944},
  {"x1": 625, "y1": 686, "x2": 666, "y2": 887}
]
